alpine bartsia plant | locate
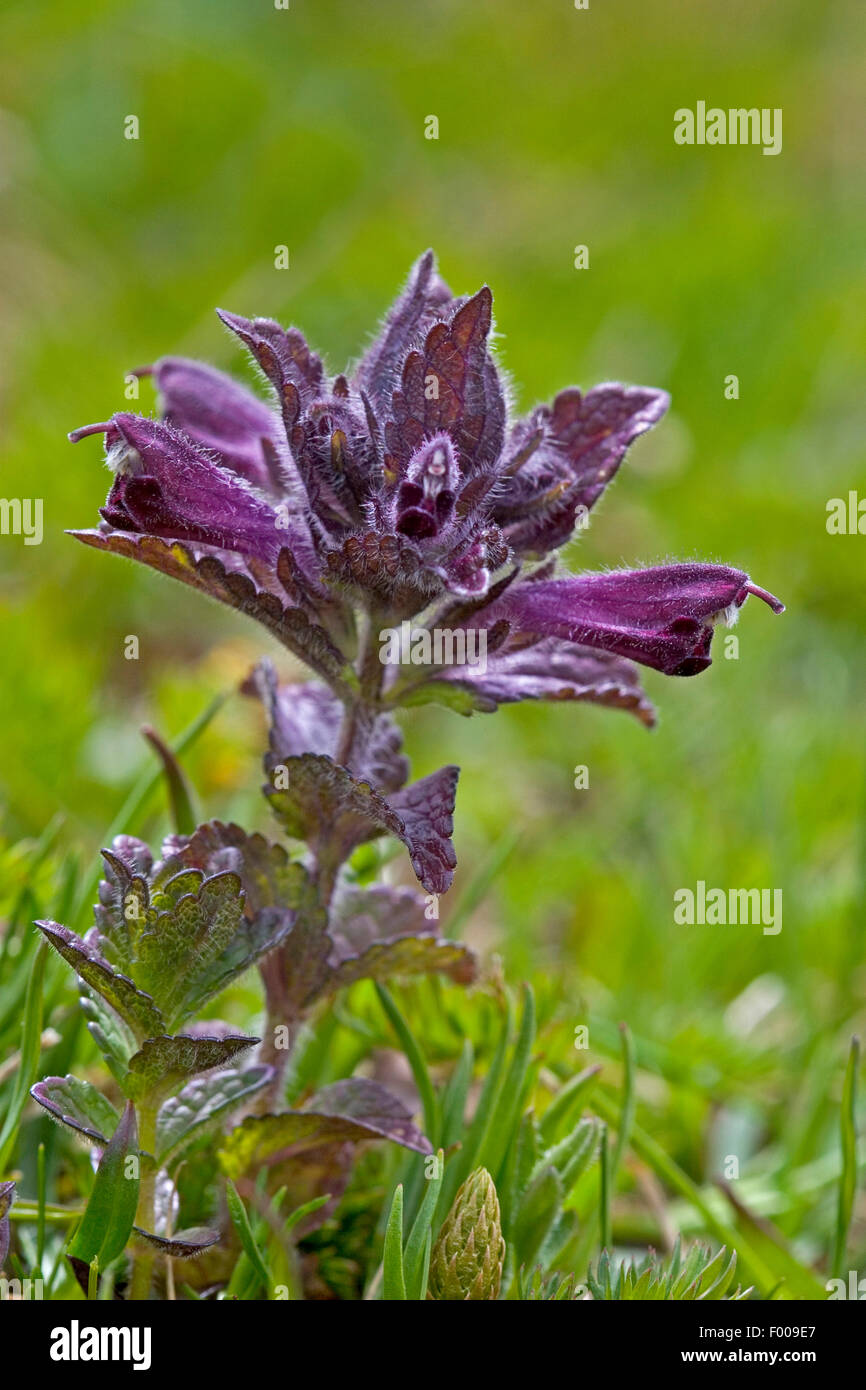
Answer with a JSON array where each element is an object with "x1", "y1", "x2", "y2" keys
[
  {"x1": 67, "y1": 251, "x2": 783, "y2": 1006},
  {"x1": 47, "y1": 253, "x2": 784, "y2": 1299}
]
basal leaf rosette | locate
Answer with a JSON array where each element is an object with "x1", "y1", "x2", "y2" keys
[{"x1": 30, "y1": 831, "x2": 293, "y2": 1212}]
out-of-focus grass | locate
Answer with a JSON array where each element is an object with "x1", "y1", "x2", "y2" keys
[{"x1": 0, "y1": 0, "x2": 864, "y2": 1288}]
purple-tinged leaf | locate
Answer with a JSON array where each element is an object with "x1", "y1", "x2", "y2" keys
[
  {"x1": 156, "y1": 1063, "x2": 275, "y2": 1167},
  {"x1": 311, "y1": 1079, "x2": 432, "y2": 1149},
  {"x1": 387, "y1": 765, "x2": 460, "y2": 894},
  {"x1": 252, "y1": 659, "x2": 409, "y2": 792},
  {"x1": 217, "y1": 309, "x2": 324, "y2": 411},
  {"x1": 265, "y1": 755, "x2": 459, "y2": 894},
  {"x1": 355, "y1": 250, "x2": 455, "y2": 413},
  {"x1": 324, "y1": 882, "x2": 476, "y2": 988},
  {"x1": 439, "y1": 637, "x2": 656, "y2": 727},
  {"x1": 131, "y1": 1225, "x2": 221, "y2": 1258},
  {"x1": 219, "y1": 1077, "x2": 432, "y2": 1180},
  {"x1": 384, "y1": 288, "x2": 505, "y2": 476},
  {"x1": 328, "y1": 935, "x2": 477, "y2": 992},
  {"x1": 69, "y1": 531, "x2": 352, "y2": 690},
  {"x1": 36, "y1": 920, "x2": 165, "y2": 1040},
  {"x1": 265, "y1": 753, "x2": 404, "y2": 861},
  {"x1": 327, "y1": 883, "x2": 432, "y2": 963},
  {"x1": 124, "y1": 1033, "x2": 259, "y2": 1105},
  {"x1": 30, "y1": 1075, "x2": 120, "y2": 1146},
  {"x1": 133, "y1": 871, "x2": 245, "y2": 1026},
  {"x1": 251, "y1": 659, "x2": 342, "y2": 760},
  {"x1": 160, "y1": 819, "x2": 303, "y2": 917},
  {"x1": 497, "y1": 385, "x2": 669, "y2": 555}
]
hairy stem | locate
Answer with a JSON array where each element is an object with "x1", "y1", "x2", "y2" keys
[
  {"x1": 334, "y1": 612, "x2": 385, "y2": 769},
  {"x1": 258, "y1": 606, "x2": 387, "y2": 1102}
]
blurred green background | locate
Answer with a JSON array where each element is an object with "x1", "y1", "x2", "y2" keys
[{"x1": 0, "y1": 0, "x2": 864, "y2": 1142}]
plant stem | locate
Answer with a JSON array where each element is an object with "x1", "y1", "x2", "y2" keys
[
  {"x1": 129, "y1": 1105, "x2": 157, "y2": 1301},
  {"x1": 259, "y1": 607, "x2": 386, "y2": 1102}
]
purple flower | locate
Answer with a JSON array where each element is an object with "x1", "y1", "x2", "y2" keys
[{"x1": 70, "y1": 251, "x2": 783, "y2": 719}]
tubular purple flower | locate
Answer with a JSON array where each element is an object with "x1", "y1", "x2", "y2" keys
[
  {"x1": 481, "y1": 564, "x2": 785, "y2": 676},
  {"x1": 142, "y1": 357, "x2": 291, "y2": 495},
  {"x1": 71, "y1": 413, "x2": 289, "y2": 563},
  {"x1": 68, "y1": 251, "x2": 783, "y2": 717}
]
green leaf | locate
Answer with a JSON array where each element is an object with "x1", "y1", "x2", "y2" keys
[
  {"x1": 68, "y1": 1102, "x2": 140, "y2": 1269},
  {"x1": 124, "y1": 1033, "x2": 259, "y2": 1106},
  {"x1": 133, "y1": 873, "x2": 245, "y2": 1027},
  {"x1": 534, "y1": 1117, "x2": 600, "y2": 1199},
  {"x1": 79, "y1": 986, "x2": 138, "y2": 1079},
  {"x1": 611, "y1": 1022, "x2": 636, "y2": 1183},
  {"x1": 30, "y1": 1075, "x2": 120, "y2": 1147},
  {"x1": 281, "y1": 1194, "x2": 331, "y2": 1236},
  {"x1": 155, "y1": 1062, "x2": 274, "y2": 1166},
  {"x1": 717, "y1": 1183, "x2": 831, "y2": 1301},
  {"x1": 394, "y1": 679, "x2": 490, "y2": 716},
  {"x1": 440, "y1": 1040, "x2": 474, "y2": 1149},
  {"x1": 513, "y1": 1166, "x2": 563, "y2": 1270},
  {"x1": 383, "y1": 1185, "x2": 406, "y2": 1300}
]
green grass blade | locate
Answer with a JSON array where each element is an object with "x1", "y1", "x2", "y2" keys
[
  {"x1": 832, "y1": 1034, "x2": 860, "y2": 1278},
  {"x1": 142, "y1": 725, "x2": 198, "y2": 835},
  {"x1": 382, "y1": 1184, "x2": 406, "y2": 1301},
  {"x1": 439, "y1": 994, "x2": 513, "y2": 1214},
  {"x1": 375, "y1": 984, "x2": 438, "y2": 1144},
  {"x1": 440, "y1": 1039, "x2": 474, "y2": 1148},
  {"x1": 610, "y1": 1022, "x2": 636, "y2": 1183},
  {"x1": 225, "y1": 1179, "x2": 272, "y2": 1295},
  {"x1": 478, "y1": 983, "x2": 536, "y2": 1183},
  {"x1": 0, "y1": 939, "x2": 49, "y2": 1171},
  {"x1": 539, "y1": 1064, "x2": 602, "y2": 1143},
  {"x1": 72, "y1": 692, "x2": 228, "y2": 929},
  {"x1": 599, "y1": 1125, "x2": 611, "y2": 1250},
  {"x1": 403, "y1": 1150, "x2": 443, "y2": 1299}
]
